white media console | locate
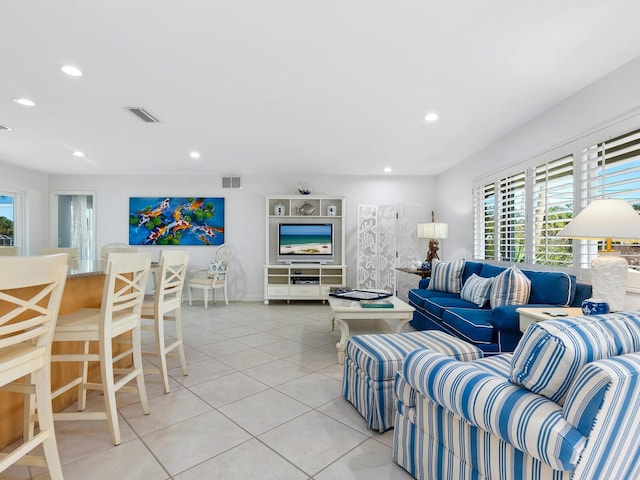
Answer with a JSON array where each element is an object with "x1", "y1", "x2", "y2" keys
[{"x1": 264, "y1": 195, "x2": 346, "y2": 304}]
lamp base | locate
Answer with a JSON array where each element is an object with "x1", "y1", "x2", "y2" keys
[
  {"x1": 591, "y1": 251, "x2": 628, "y2": 312},
  {"x1": 425, "y1": 239, "x2": 440, "y2": 264}
]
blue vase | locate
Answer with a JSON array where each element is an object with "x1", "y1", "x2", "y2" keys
[{"x1": 581, "y1": 299, "x2": 610, "y2": 315}]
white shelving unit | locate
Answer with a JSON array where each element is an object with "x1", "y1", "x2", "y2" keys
[{"x1": 264, "y1": 195, "x2": 346, "y2": 304}]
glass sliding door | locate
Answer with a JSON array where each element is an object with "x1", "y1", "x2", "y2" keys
[
  {"x1": 0, "y1": 191, "x2": 22, "y2": 252},
  {"x1": 50, "y1": 192, "x2": 96, "y2": 260}
]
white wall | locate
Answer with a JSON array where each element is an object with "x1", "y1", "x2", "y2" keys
[
  {"x1": 0, "y1": 162, "x2": 49, "y2": 255},
  {"x1": 14, "y1": 56, "x2": 640, "y2": 304},
  {"x1": 47, "y1": 173, "x2": 436, "y2": 301},
  {"x1": 436, "y1": 55, "x2": 640, "y2": 307}
]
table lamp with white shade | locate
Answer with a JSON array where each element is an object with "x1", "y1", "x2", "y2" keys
[
  {"x1": 417, "y1": 211, "x2": 448, "y2": 264},
  {"x1": 557, "y1": 198, "x2": 640, "y2": 311}
]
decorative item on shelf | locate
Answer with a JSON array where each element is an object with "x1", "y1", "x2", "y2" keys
[
  {"x1": 274, "y1": 203, "x2": 286, "y2": 216},
  {"x1": 327, "y1": 204, "x2": 337, "y2": 216},
  {"x1": 557, "y1": 198, "x2": 640, "y2": 312},
  {"x1": 297, "y1": 183, "x2": 312, "y2": 195},
  {"x1": 298, "y1": 202, "x2": 315, "y2": 216},
  {"x1": 581, "y1": 298, "x2": 610, "y2": 315},
  {"x1": 417, "y1": 211, "x2": 448, "y2": 263}
]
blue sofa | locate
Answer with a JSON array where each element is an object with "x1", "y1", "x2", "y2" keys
[{"x1": 408, "y1": 260, "x2": 592, "y2": 354}]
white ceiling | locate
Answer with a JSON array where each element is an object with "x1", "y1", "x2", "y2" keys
[{"x1": 2, "y1": 1, "x2": 640, "y2": 177}]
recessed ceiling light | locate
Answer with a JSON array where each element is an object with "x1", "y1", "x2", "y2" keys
[
  {"x1": 61, "y1": 65, "x2": 83, "y2": 77},
  {"x1": 73, "y1": 151, "x2": 85, "y2": 158},
  {"x1": 12, "y1": 98, "x2": 35, "y2": 107},
  {"x1": 424, "y1": 112, "x2": 439, "y2": 122},
  {"x1": 384, "y1": 167, "x2": 392, "y2": 173},
  {"x1": 190, "y1": 151, "x2": 201, "y2": 159}
]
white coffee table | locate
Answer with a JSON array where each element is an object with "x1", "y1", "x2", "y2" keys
[{"x1": 328, "y1": 295, "x2": 415, "y2": 364}]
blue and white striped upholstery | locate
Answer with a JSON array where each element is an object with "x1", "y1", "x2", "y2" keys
[
  {"x1": 460, "y1": 273, "x2": 494, "y2": 307},
  {"x1": 510, "y1": 311, "x2": 640, "y2": 404},
  {"x1": 473, "y1": 352, "x2": 513, "y2": 378},
  {"x1": 427, "y1": 258, "x2": 465, "y2": 293},
  {"x1": 393, "y1": 401, "x2": 575, "y2": 480},
  {"x1": 342, "y1": 330, "x2": 482, "y2": 432},
  {"x1": 393, "y1": 312, "x2": 640, "y2": 480},
  {"x1": 565, "y1": 354, "x2": 640, "y2": 479},
  {"x1": 345, "y1": 330, "x2": 482, "y2": 381},
  {"x1": 490, "y1": 266, "x2": 531, "y2": 308},
  {"x1": 403, "y1": 350, "x2": 585, "y2": 471}
]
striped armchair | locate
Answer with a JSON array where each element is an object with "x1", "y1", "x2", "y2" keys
[{"x1": 393, "y1": 310, "x2": 640, "y2": 480}]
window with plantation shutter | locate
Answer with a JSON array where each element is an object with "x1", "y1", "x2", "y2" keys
[
  {"x1": 474, "y1": 182, "x2": 496, "y2": 260},
  {"x1": 473, "y1": 118, "x2": 640, "y2": 279},
  {"x1": 532, "y1": 155, "x2": 574, "y2": 266},
  {"x1": 497, "y1": 171, "x2": 526, "y2": 262},
  {"x1": 580, "y1": 128, "x2": 640, "y2": 270}
]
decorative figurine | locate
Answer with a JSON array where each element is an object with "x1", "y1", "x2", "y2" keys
[{"x1": 426, "y1": 238, "x2": 440, "y2": 264}]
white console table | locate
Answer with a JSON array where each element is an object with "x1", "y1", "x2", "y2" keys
[{"x1": 263, "y1": 264, "x2": 347, "y2": 304}]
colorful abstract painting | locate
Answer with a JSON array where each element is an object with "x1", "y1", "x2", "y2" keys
[{"x1": 129, "y1": 197, "x2": 225, "y2": 246}]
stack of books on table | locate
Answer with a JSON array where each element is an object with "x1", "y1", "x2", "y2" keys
[{"x1": 360, "y1": 299, "x2": 394, "y2": 308}]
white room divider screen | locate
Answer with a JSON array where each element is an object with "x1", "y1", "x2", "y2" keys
[{"x1": 357, "y1": 203, "x2": 420, "y2": 300}]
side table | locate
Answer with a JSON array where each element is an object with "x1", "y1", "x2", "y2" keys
[
  {"x1": 395, "y1": 267, "x2": 431, "y2": 279},
  {"x1": 517, "y1": 307, "x2": 584, "y2": 333}
]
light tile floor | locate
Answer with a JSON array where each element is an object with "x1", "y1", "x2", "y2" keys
[{"x1": 7, "y1": 301, "x2": 414, "y2": 480}]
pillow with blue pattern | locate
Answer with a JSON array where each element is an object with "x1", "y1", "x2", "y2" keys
[
  {"x1": 511, "y1": 312, "x2": 640, "y2": 405},
  {"x1": 460, "y1": 274, "x2": 493, "y2": 307},
  {"x1": 427, "y1": 259, "x2": 465, "y2": 294},
  {"x1": 207, "y1": 261, "x2": 221, "y2": 279},
  {"x1": 489, "y1": 266, "x2": 531, "y2": 308}
]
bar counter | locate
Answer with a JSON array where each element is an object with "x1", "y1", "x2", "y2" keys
[{"x1": 1, "y1": 260, "x2": 108, "y2": 448}]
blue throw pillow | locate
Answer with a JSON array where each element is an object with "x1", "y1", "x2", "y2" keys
[
  {"x1": 460, "y1": 274, "x2": 494, "y2": 307},
  {"x1": 479, "y1": 263, "x2": 507, "y2": 278},
  {"x1": 522, "y1": 270, "x2": 573, "y2": 306},
  {"x1": 490, "y1": 266, "x2": 531, "y2": 308},
  {"x1": 427, "y1": 259, "x2": 465, "y2": 294}
]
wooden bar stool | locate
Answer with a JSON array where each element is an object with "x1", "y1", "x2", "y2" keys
[
  {"x1": 0, "y1": 254, "x2": 68, "y2": 479},
  {"x1": 50, "y1": 252, "x2": 151, "y2": 446},
  {"x1": 141, "y1": 249, "x2": 189, "y2": 393}
]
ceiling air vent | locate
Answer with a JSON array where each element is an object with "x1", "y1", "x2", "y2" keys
[
  {"x1": 125, "y1": 107, "x2": 160, "y2": 123},
  {"x1": 222, "y1": 176, "x2": 241, "y2": 189}
]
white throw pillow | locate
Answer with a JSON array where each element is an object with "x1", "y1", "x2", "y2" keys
[
  {"x1": 427, "y1": 259, "x2": 465, "y2": 294},
  {"x1": 489, "y1": 266, "x2": 531, "y2": 308},
  {"x1": 460, "y1": 274, "x2": 494, "y2": 307}
]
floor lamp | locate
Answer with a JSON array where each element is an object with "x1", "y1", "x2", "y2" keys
[
  {"x1": 557, "y1": 198, "x2": 640, "y2": 311},
  {"x1": 417, "y1": 211, "x2": 448, "y2": 266}
]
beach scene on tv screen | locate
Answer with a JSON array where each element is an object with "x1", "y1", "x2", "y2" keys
[{"x1": 280, "y1": 224, "x2": 332, "y2": 255}]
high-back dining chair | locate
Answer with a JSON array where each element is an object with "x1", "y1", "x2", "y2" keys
[
  {"x1": 100, "y1": 243, "x2": 137, "y2": 260},
  {"x1": 42, "y1": 247, "x2": 80, "y2": 264},
  {"x1": 0, "y1": 246, "x2": 18, "y2": 256},
  {"x1": 0, "y1": 254, "x2": 68, "y2": 480},
  {"x1": 188, "y1": 244, "x2": 234, "y2": 307},
  {"x1": 50, "y1": 252, "x2": 151, "y2": 445},
  {"x1": 141, "y1": 249, "x2": 189, "y2": 393}
]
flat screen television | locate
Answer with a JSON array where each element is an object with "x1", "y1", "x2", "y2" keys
[{"x1": 278, "y1": 223, "x2": 334, "y2": 264}]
